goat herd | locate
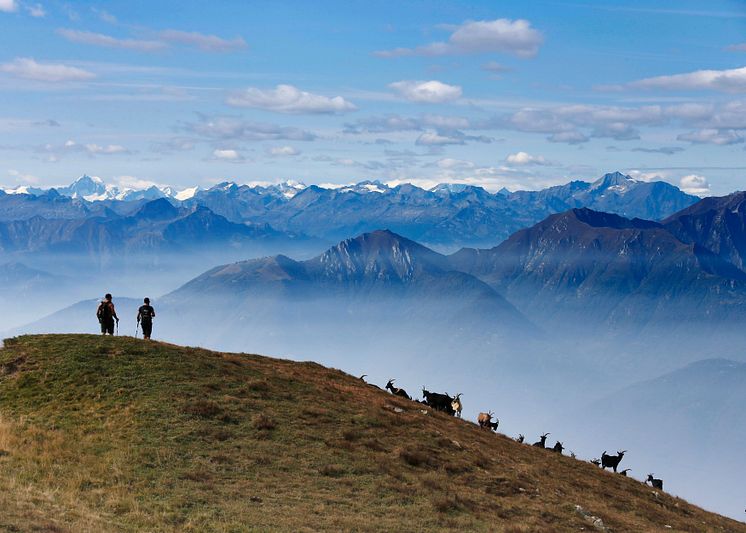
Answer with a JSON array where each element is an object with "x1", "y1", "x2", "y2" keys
[{"x1": 374, "y1": 377, "x2": 665, "y2": 492}]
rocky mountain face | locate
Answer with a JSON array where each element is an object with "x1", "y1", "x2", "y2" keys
[
  {"x1": 450, "y1": 207, "x2": 746, "y2": 328},
  {"x1": 664, "y1": 190, "x2": 746, "y2": 272},
  {"x1": 164, "y1": 229, "x2": 533, "y2": 355}
]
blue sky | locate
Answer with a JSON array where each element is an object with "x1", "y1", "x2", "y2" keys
[{"x1": 0, "y1": 0, "x2": 745, "y2": 194}]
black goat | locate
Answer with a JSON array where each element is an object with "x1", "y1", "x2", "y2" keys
[
  {"x1": 516, "y1": 434, "x2": 525, "y2": 443},
  {"x1": 619, "y1": 469, "x2": 631, "y2": 477},
  {"x1": 646, "y1": 474, "x2": 663, "y2": 490},
  {"x1": 422, "y1": 387, "x2": 455, "y2": 415},
  {"x1": 590, "y1": 458, "x2": 601, "y2": 467},
  {"x1": 385, "y1": 379, "x2": 411, "y2": 400},
  {"x1": 552, "y1": 441, "x2": 564, "y2": 454},
  {"x1": 601, "y1": 450, "x2": 626, "y2": 472},
  {"x1": 532, "y1": 432, "x2": 550, "y2": 448}
]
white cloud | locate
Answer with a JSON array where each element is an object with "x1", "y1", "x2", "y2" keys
[
  {"x1": 267, "y1": 145, "x2": 300, "y2": 156},
  {"x1": 57, "y1": 29, "x2": 166, "y2": 52},
  {"x1": 158, "y1": 30, "x2": 247, "y2": 52},
  {"x1": 226, "y1": 84, "x2": 357, "y2": 114},
  {"x1": 679, "y1": 174, "x2": 711, "y2": 195},
  {"x1": 388, "y1": 80, "x2": 462, "y2": 103},
  {"x1": 115, "y1": 175, "x2": 164, "y2": 190},
  {"x1": 627, "y1": 170, "x2": 669, "y2": 183},
  {"x1": 85, "y1": 143, "x2": 128, "y2": 155},
  {"x1": 375, "y1": 18, "x2": 543, "y2": 58},
  {"x1": 26, "y1": 3, "x2": 44, "y2": 17},
  {"x1": 212, "y1": 148, "x2": 242, "y2": 160},
  {"x1": 34, "y1": 139, "x2": 131, "y2": 160},
  {"x1": 677, "y1": 128, "x2": 744, "y2": 145},
  {"x1": 625, "y1": 66, "x2": 746, "y2": 93},
  {"x1": 416, "y1": 131, "x2": 464, "y2": 146},
  {"x1": 436, "y1": 158, "x2": 475, "y2": 170},
  {"x1": 505, "y1": 151, "x2": 549, "y2": 165},
  {"x1": 0, "y1": 57, "x2": 95, "y2": 82},
  {"x1": 727, "y1": 43, "x2": 746, "y2": 52},
  {"x1": 0, "y1": 0, "x2": 17, "y2": 13},
  {"x1": 8, "y1": 168, "x2": 40, "y2": 183}
]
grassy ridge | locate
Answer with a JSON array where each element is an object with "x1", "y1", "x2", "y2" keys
[{"x1": 0, "y1": 334, "x2": 743, "y2": 532}]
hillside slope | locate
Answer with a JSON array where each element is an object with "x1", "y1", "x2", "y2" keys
[{"x1": 0, "y1": 335, "x2": 743, "y2": 532}]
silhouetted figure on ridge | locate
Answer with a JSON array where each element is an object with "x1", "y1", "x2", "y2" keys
[
  {"x1": 96, "y1": 293, "x2": 118, "y2": 335},
  {"x1": 137, "y1": 297, "x2": 156, "y2": 340}
]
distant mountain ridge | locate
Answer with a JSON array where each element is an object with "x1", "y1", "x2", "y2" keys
[{"x1": 1, "y1": 172, "x2": 699, "y2": 249}]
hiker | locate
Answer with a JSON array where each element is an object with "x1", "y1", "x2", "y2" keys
[
  {"x1": 96, "y1": 293, "x2": 119, "y2": 335},
  {"x1": 137, "y1": 297, "x2": 156, "y2": 340}
]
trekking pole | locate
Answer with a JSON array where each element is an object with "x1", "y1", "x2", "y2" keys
[{"x1": 135, "y1": 321, "x2": 140, "y2": 338}]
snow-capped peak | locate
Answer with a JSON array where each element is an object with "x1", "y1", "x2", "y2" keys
[{"x1": 175, "y1": 186, "x2": 200, "y2": 201}]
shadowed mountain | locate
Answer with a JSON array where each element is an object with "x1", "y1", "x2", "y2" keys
[
  {"x1": 664, "y1": 190, "x2": 746, "y2": 272},
  {"x1": 450, "y1": 207, "x2": 746, "y2": 329},
  {"x1": 161, "y1": 229, "x2": 532, "y2": 357}
]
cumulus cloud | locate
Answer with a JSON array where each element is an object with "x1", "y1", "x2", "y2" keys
[
  {"x1": 212, "y1": 148, "x2": 242, "y2": 161},
  {"x1": 267, "y1": 145, "x2": 300, "y2": 156},
  {"x1": 158, "y1": 30, "x2": 247, "y2": 52},
  {"x1": 57, "y1": 29, "x2": 167, "y2": 52},
  {"x1": 375, "y1": 18, "x2": 543, "y2": 58},
  {"x1": 226, "y1": 84, "x2": 357, "y2": 114},
  {"x1": 0, "y1": 0, "x2": 17, "y2": 13},
  {"x1": 679, "y1": 174, "x2": 711, "y2": 195},
  {"x1": 388, "y1": 80, "x2": 462, "y2": 103},
  {"x1": 435, "y1": 158, "x2": 476, "y2": 170},
  {"x1": 184, "y1": 114, "x2": 317, "y2": 142},
  {"x1": 623, "y1": 66, "x2": 746, "y2": 93},
  {"x1": 505, "y1": 151, "x2": 549, "y2": 165},
  {"x1": 0, "y1": 57, "x2": 95, "y2": 82},
  {"x1": 677, "y1": 128, "x2": 744, "y2": 145}
]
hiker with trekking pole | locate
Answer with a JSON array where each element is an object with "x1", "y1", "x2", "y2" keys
[
  {"x1": 96, "y1": 293, "x2": 119, "y2": 336},
  {"x1": 136, "y1": 297, "x2": 156, "y2": 340}
]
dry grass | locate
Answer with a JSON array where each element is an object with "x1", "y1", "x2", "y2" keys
[{"x1": 0, "y1": 334, "x2": 743, "y2": 533}]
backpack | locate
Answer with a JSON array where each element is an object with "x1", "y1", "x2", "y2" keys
[{"x1": 97, "y1": 301, "x2": 113, "y2": 322}]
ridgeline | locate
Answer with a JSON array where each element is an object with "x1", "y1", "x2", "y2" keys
[{"x1": 0, "y1": 335, "x2": 742, "y2": 532}]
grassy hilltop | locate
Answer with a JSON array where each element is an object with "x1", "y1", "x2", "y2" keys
[{"x1": 0, "y1": 334, "x2": 743, "y2": 532}]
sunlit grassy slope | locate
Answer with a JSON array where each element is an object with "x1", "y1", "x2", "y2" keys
[{"x1": 0, "y1": 334, "x2": 743, "y2": 532}]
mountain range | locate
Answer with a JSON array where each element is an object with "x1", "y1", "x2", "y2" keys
[{"x1": 0, "y1": 172, "x2": 698, "y2": 250}]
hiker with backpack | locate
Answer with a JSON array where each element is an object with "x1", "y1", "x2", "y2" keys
[
  {"x1": 96, "y1": 293, "x2": 119, "y2": 335},
  {"x1": 136, "y1": 297, "x2": 156, "y2": 340}
]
